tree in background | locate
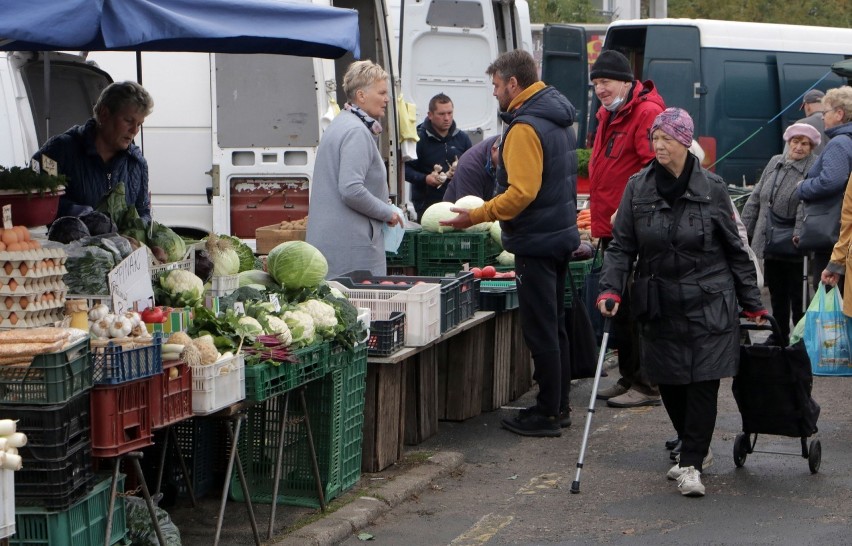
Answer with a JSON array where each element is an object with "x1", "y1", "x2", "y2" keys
[
  {"x1": 668, "y1": 0, "x2": 851, "y2": 29},
  {"x1": 528, "y1": 0, "x2": 607, "y2": 23}
]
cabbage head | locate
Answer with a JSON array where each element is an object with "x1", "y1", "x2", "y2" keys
[
  {"x1": 238, "y1": 269, "x2": 279, "y2": 290},
  {"x1": 267, "y1": 241, "x2": 328, "y2": 289},
  {"x1": 148, "y1": 222, "x2": 187, "y2": 262},
  {"x1": 420, "y1": 202, "x2": 457, "y2": 233},
  {"x1": 220, "y1": 235, "x2": 257, "y2": 272},
  {"x1": 489, "y1": 221, "x2": 503, "y2": 249}
]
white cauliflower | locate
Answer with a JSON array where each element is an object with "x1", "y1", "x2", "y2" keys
[
  {"x1": 282, "y1": 309, "x2": 316, "y2": 347},
  {"x1": 297, "y1": 299, "x2": 338, "y2": 336},
  {"x1": 265, "y1": 316, "x2": 293, "y2": 346},
  {"x1": 160, "y1": 269, "x2": 204, "y2": 307}
]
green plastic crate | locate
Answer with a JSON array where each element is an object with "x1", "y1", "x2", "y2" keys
[
  {"x1": 565, "y1": 258, "x2": 595, "y2": 308},
  {"x1": 339, "y1": 344, "x2": 367, "y2": 491},
  {"x1": 11, "y1": 474, "x2": 127, "y2": 546},
  {"x1": 479, "y1": 280, "x2": 519, "y2": 311},
  {"x1": 416, "y1": 232, "x2": 501, "y2": 266},
  {"x1": 244, "y1": 343, "x2": 329, "y2": 403},
  {"x1": 230, "y1": 368, "x2": 343, "y2": 508},
  {"x1": 0, "y1": 338, "x2": 91, "y2": 405},
  {"x1": 230, "y1": 344, "x2": 367, "y2": 507},
  {"x1": 386, "y1": 229, "x2": 418, "y2": 267}
]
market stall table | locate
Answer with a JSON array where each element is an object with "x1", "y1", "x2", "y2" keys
[{"x1": 362, "y1": 307, "x2": 534, "y2": 472}]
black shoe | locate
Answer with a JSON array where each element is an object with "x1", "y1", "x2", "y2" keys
[
  {"x1": 670, "y1": 440, "x2": 682, "y2": 461},
  {"x1": 519, "y1": 405, "x2": 571, "y2": 429},
  {"x1": 665, "y1": 435, "x2": 680, "y2": 450},
  {"x1": 502, "y1": 408, "x2": 561, "y2": 437}
]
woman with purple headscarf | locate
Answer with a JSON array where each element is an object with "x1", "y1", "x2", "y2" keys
[{"x1": 596, "y1": 107, "x2": 768, "y2": 498}]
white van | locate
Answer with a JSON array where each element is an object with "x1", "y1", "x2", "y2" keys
[{"x1": 89, "y1": 0, "x2": 532, "y2": 241}]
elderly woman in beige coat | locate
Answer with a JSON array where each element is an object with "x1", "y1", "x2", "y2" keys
[{"x1": 820, "y1": 172, "x2": 852, "y2": 315}]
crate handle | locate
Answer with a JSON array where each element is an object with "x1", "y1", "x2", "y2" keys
[{"x1": 359, "y1": 328, "x2": 370, "y2": 345}]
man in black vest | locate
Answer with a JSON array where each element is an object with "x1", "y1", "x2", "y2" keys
[{"x1": 441, "y1": 50, "x2": 580, "y2": 437}]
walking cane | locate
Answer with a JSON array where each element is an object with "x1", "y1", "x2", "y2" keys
[{"x1": 570, "y1": 298, "x2": 615, "y2": 494}]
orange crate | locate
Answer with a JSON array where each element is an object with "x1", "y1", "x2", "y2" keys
[
  {"x1": 149, "y1": 360, "x2": 193, "y2": 430},
  {"x1": 90, "y1": 377, "x2": 154, "y2": 457}
]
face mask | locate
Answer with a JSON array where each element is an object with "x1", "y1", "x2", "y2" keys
[{"x1": 604, "y1": 83, "x2": 629, "y2": 112}]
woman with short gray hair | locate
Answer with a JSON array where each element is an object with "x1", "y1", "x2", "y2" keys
[{"x1": 307, "y1": 60, "x2": 402, "y2": 277}]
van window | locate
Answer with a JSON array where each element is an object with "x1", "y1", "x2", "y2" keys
[
  {"x1": 427, "y1": 0, "x2": 485, "y2": 28},
  {"x1": 215, "y1": 54, "x2": 320, "y2": 148},
  {"x1": 21, "y1": 60, "x2": 111, "y2": 146}
]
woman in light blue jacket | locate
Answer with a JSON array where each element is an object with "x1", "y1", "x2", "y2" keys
[{"x1": 306, "y1": 60, "x2": 402, "y2": 278}]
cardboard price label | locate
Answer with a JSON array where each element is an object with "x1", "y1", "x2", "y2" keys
[
  {"x1": 2, "y1": 205, "x2": 12, "y2": 230},
  {"x1": 108, "y1": 247, "x2": 154, "y2": 315},
  {"x1": 269, "y1": 294, "x2": 281, "y2": 313},
  {"x1": 41, "y1": 155, "x2": 58, "y2": 177}
]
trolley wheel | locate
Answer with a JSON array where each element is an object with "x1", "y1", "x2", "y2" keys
[
  {"x1": 808, "y1": 439, "x2": 821, "y2": 474},
  {"x1": 733, "y1": 433, "x2": 749, "y2": 468}
]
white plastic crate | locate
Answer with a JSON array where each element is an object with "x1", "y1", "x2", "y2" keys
[
  {"x1": 209, "y1": 274, "x2": 239, "y2": 297},
  {"x1": 191, "y1": 353, "x2": 246, "y2": 415},
  {"x1": 328, "y1": 281, "x2": 440, "y2": 346},
  {"x1": 1, "y1": 468, "x2": 13, "y2": 539},
  {"x1": 149, "y1": 244, "x2": 196, "y2": 283}
]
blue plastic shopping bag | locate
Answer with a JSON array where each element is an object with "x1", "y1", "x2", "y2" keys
[{"x1": 803, "y1": 284, "x2": 852, "y2": 376}]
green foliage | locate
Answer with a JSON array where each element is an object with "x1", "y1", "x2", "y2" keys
[
  {"x1": 528, "y1": 0, "x2": 606, "y2": 23},
  {"x1": 0, "y1": 166, "x2": 66, "y2": 195},
  {"x1": 576, "y1": 148, "x2": 591, "y2": 177},
  {"x1": 668, "y1": 0, "x2": 851, "y2": 28}
]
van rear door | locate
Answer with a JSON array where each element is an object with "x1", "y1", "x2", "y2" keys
[
  {"x1": 642, "y1": 25, "x2": 701, "y2": 122},
  {"x1": 541, "y1": 24, "x2": 588, "y2": 145}
]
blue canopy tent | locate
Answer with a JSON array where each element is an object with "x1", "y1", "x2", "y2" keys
[{"x1": 0, "y1": 0, "x2": 360, "y2": 58}]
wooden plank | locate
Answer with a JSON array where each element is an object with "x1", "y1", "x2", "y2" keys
[
  {"x1": 488, "y1": 311, "x2": 513, "y2": 410},
  {"x1": 509, "y1": 309, "x2": 533, "y2": 400},
  {"x1": 440, "y1": 325, "x2": 485, "y2": 421},
  {"x1": 480, "y1": 318, "x2": 496, "y2": 411},
  {"x1": 404, "y1": 348, "x2": 439, "y2": 445},
  {"x1": 361, "y1": 361, "x2": 405, "y2": 472}
]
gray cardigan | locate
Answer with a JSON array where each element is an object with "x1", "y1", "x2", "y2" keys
[{"x1": 306, "y1": 110, "x2": 396, "y2": 278}]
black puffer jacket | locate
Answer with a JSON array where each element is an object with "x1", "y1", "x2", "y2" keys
[{"x1": 599, "y1": 159, "x2": 764, "y2": 385}]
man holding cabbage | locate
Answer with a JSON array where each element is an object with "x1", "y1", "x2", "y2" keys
[{"x1": 442, "y1": 50, "x2": 580, "y2": 437}]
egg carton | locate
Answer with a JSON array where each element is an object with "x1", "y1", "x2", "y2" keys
[
  {"x1": 0, "y1": 276, "x2": 67, "y2": 295},
  {"x1": 0, "y1": 308, "x2": 64, "y2": 329},
  {"x1": 0, "y1": 259, "x2": 67, "y2": 279},
  {"x1": 0, "y1": 290, "x2": 67, "y2": 313},
  {"x1": 0, "y1": 247, "x2": 66, "y2": 261}
]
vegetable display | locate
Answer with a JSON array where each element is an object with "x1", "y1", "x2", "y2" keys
[
  {"x1": 204, "y1": 234, "x2": 241, "y2": 276},
  {"x1": 157, "y1": 269, "x2": 205, "y2": 308},
  {"x1": 267, "y1": 241, "x2": 328, "y2": 289}
]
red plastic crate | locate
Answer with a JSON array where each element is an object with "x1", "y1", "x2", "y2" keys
[
  {"x1": 149, "y1": 360, "x2": 193, "y2": 430},
  {"x1": 90, "y1": 377, "x2": 154, "y2": 457}
]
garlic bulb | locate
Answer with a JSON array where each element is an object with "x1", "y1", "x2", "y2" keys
[
  {"x1": 108, "y1": 317, "x2": 132, "y2": 338},
  {"x1": 88, "y1": 303, "x2": 110, "y2": 322}
]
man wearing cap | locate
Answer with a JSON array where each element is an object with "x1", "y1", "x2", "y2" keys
[
  {"x1": 588, "y1": 50, "x2": 666, "y2": 409},
  {"x1": 798, "y1": 89, "x2": 827, "y2": 156}
]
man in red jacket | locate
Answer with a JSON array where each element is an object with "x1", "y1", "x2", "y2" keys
[{"x1": 589, "y1": 50, "x2": 665, "y2": 409}]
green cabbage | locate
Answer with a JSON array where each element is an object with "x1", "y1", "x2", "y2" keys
[
  {"x1": 420, "y1": 202, "x2": 458, "y2": 233},
  {"x1": 148, "y1": 222, "x2": 187, "y2": 262},
  {"x1": 220, "y1": 235, "x2": 258, "y2": 272},
  {"x1": 267, "y1": 241, "x2": 328, "y2": 289},
  {"x1": 238, "y1": 269, "x2": 279, "y2": 289}
]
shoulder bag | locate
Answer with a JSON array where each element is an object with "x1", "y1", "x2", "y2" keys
[{"x1": 764, "y1": 164, "x2": 800, "y2": 257}]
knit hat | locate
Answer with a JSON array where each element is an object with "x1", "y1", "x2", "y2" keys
[
  {"x1": 783, "y1": 123, "x2": 821, "y2": 147},
  {"x1": 589, "y1": 50, "x2": 634, "y2": 82},
  {"x1": 650, "y1": 107, "x2": 694, "y2": 148},
  {"x1": 800, "y1": 89, "x2": 825, "y2": 110}
]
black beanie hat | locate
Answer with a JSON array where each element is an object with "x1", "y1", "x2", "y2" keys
[{"x1": 590, "y1": 50, "x2": 634, "y2": 82}]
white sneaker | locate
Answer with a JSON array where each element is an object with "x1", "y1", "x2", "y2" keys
[
  {"x1": 668, "y1": 448, "x2": 714, "y2": 480},
  {"x1": 676, "y1": 467, "x2": 705, "y2": 497}
]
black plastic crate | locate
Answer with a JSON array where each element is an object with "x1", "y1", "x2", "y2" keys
[
  {"x1": 453, "y1": 271, "x2": 477, "y2": 324},
  {"x1": 15, "y1": 440, "x2": 95, "y2": 511},
  {"x1": 479, "y1": 280, "x2": 519, "y2": 312},
  {"x1": 0, "y1": 391, "x2": 90, "y2": 460},
  {"x1": 367, "y1": 312, "x2": 405, "y2": 356}
]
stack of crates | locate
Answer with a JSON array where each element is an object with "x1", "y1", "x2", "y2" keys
[
  {"x1": 416, "y1": 232, "x2": 501, "y2": 277},
  {"x1": 0, "y1": 335, "x2": 128, "y2": 544},
  {"x1": 230, "y1": 343, "x2": 368, "y2": 507},
  {"x1": 386, "y1": 228, "x2": 419, "y2": 268},
  {"x1": 564, "y1": 257, "x2": 596, "y2": 309},
  {"x1": 90, "y1": 334, "x2": 163, "y2": 458}
]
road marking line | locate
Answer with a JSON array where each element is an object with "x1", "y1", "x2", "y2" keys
[{"x1": 449, "y1": 513, "x2": 514, "y2": 545}]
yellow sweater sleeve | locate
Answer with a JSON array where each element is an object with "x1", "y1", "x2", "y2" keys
[{"x1": 469, "y1": 123, "x2": 543, "y2": 224}]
